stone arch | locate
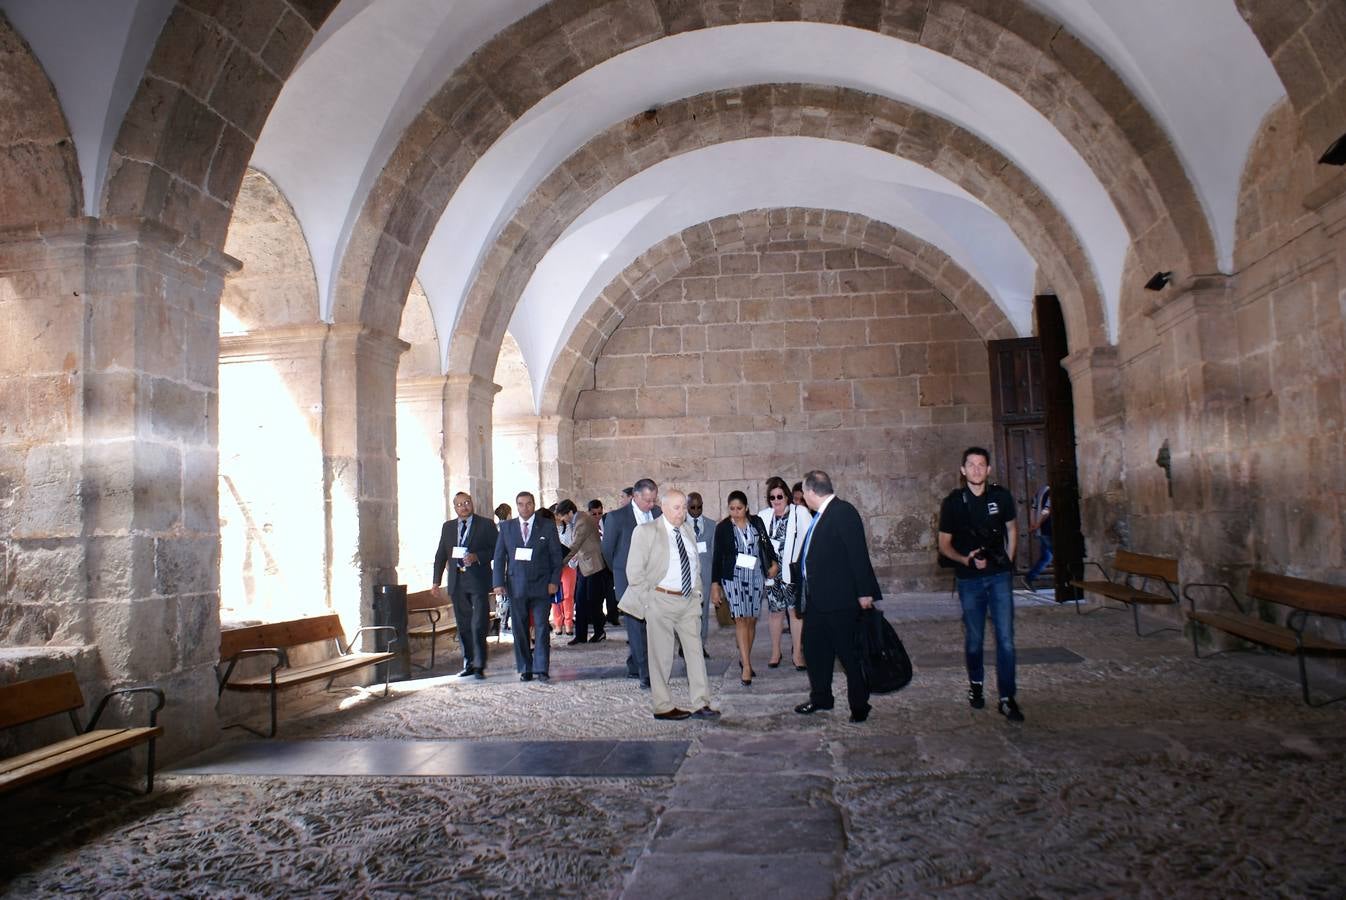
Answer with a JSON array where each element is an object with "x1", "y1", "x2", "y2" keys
[
  {"x1": 453, "y1": 85, "x2": 1101, "y2": 388},
  {"x1": 541, "y1": 207, "x2": 1015, "y2": 417},
  {"x1": 334, "y1": 0, "x2": 1214, "y2": 347},
  {"x1": 1235, "y1": 0, "x2": 1346, "y2": 166},
  {"x1": 1233, "y1": 99, "x2": 1323, "y2": 271},
  {"x1": 220, "y1": 168, "x2": 319, "y2": 332},
  {"x1": 0, "y1": 11, "x2": 81, "y2": 228},
  {"x1": 101, "y1": 1, "x2": 337, "y2": 245}
]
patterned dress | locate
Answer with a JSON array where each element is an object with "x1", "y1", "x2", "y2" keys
[
  {"x1": 764, "y1": 513, "x2": 795, "y2": 613},
  {"x1": 723, "y1": 521, "x2": 766, "y2": 619}
]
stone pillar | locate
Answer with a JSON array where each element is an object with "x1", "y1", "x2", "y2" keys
[
  {"x1": 395, "y1": 375, "x2": 448, "y2": 590},
  {"x1": 443, "y1": 374, "x2": 499, "y2": 511},
  {"x1": 322, "y1": 324, "x2": 408, "y2": 637},
  {"x1": 538, "y1": 414, "x2": 574, "y2": 502},
  {"x1": 0, "y1": 216, "x2": 237, "y2": 757},
  {"x1": 1145, "y1": 277, "x2": 1246, "y2": 582},
  {"x1": 218, "y1": 325, "x2": 328, "y2": 621},
  {"x1": 1062, "y1": 345, "x2": 1126, "y2": 557}
]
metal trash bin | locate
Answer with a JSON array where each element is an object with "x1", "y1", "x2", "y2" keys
[{"x1": 372, "y1": 583, "x2": 409, "y2": 681}]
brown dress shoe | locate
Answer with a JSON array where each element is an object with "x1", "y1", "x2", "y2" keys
[{"x1": 653, "y1": 708, "x2": 691, "y2": 720}]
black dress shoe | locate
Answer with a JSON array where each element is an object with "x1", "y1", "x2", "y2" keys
[
  {"x1": 690, "y1": 706, "x2": 721, "y2": 720},
  {"x1": 520, "y1": 672, "x2": 533, "y2": 682},
  {"x1": 702, "y1": 649, "x2": 710, "y2": 659},
  {"x1": 794, "y1": 701, "x2": 834, "y2": 715},
  {"x1": 850, "y1": 705, "x2": 872, "y2": 723},
  {"x1": 474, "y1": 669, "x2": 485, "y2": 680},
  {"x1": 591, "y1": 632, "x2": 607, "y2": 643},
  {"x1": 653, "y1": 708, "x2": 691, "y2": 720},
  {"x1": 567, "y1": 636, "x2": 587, "y2": 646},
  {"x1": 456, "y1": 666, "x2": 474, "y2": 677},
  {"x1": 536, "y1": 673, "x2": 549, "y2": 682}
]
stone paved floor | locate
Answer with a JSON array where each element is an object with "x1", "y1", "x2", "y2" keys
[{"x1": 3, "y1": 595, "x2": 1345, "y2": 898}]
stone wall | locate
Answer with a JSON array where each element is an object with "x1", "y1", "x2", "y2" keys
[{"x1": 571, "y1": 238, "x2": 993, "y2": 591}]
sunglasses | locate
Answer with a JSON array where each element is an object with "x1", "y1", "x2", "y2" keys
[{"x1": 768, "y1": 493, "x2": 787, "y2": 500}]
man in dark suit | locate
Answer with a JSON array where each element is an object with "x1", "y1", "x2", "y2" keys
[
  {"x1": 794, "y1": 469, "x2": 881, "y2": 723},
  {"x1": 601, "y1": 477, "x2": 660, "y2": 687},
  {"x1": 492, "y1": 491, "x2": 564, "y2": 681},
  {"x1": 432, "y1": 492, "x2": 499, "y2": 679}
]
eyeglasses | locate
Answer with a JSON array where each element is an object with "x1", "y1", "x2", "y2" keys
[{"x1": 768, "y1": 493, "x2": 787, "y2": 500}]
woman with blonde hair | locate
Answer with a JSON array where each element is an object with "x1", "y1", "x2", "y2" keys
[{"x1": 759, "y1": 476, "x2": 811, "y2": 670}]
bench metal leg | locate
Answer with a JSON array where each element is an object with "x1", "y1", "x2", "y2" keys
[
  {"x1": 1297, "y1": 653, "x2": 1346, "y2": 707},
  {"x1": 145, "y1": 738, "x2": 157, "y2": 793},
  {"x1": 1130, "y1": 603, "x2": 1181, "y2": 638}
]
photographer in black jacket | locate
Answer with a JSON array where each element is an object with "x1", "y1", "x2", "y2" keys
[{"x1": 938, "y1": 447, "x2": 1023, "y2": 722}]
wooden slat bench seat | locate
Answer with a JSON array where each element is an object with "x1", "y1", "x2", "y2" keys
[
  {"x1": 1070, "y1": 549, "x2": 1180, "y2": 636},
  {"x1": 1184, "y1": 570, "x2": 1346, "y2": 706},
  {"x1": 0, "y1": 672, "x2": 164, "y2": 794},
  {"x1": 218, "y1": 613, "x2": 399, "y2": 737},
  {"x1": 405, "y1": 590, "x2": 500, "y2": 671}
]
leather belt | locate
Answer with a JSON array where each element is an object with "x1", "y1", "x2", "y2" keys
[{"x1": 654, "y1": 586, "x2": 687, "y2": 596}]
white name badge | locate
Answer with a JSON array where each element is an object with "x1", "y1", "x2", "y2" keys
[
  {"x1": 514, "y1": 547, "x2": 534, "y2": 562},
  {"x1": 451, "y1": 546, "x2": 467, "y2": 559},
  {"x1": 735, "y1": 553, "x2": 758, "y2": 570},
  {"x1": 696, "y1": 541, "x2": 708, "y2": 554},
  {"x1": 764, "y1": 578, "x2": 776, "y2": 587}
]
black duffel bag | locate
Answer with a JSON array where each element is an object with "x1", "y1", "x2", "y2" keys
[{"x1": 855, "y1": 607, "x2": 913, "y2": 695}]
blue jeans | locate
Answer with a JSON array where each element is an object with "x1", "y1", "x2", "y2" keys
[
  {"x1": 957, "y1": 571, "x2": 1016, "y2": 699},
  {"x1": 1026, "y1": 534, "x2": 1053, "y2": 584}
]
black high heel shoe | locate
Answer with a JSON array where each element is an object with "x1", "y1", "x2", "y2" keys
[{"x1": 768, "y1": 658, "x2": 781, "y2": 668}]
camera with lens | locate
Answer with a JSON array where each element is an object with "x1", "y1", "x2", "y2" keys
[{"x1": 969, "y1": 522, "x2": 1012, "y2": 569}]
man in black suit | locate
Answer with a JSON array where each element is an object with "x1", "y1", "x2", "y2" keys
[
  {"x1": 794, "y1": 469, "x2": 881, "y2": 723},
  {"x1": 432, "y1": 492, "x2": 499, "y2": 679},
  {"x1": 602, "y1": 478, "x2": 660, "y2": 687},
  {"x1": 493, "y1": 491, "x2": 564, "y2": 681}
]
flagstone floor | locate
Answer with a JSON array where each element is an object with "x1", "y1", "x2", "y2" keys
[{"x1": 3, "y1": 593, "x2": 1345, "y2": 898}]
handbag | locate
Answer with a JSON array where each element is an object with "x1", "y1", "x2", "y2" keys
[{"x1": 855, "y1": 607, "x2": 913, "y2": 694}]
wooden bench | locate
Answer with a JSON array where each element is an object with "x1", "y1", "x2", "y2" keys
[
  {"x1": 1184, "y1": 570, "x2": 1346, "y2": 706},
  {"x1": 1070, "y1": 549, "x2": 1180, "y2": 636},
  {"x1": 217, "y1": 614, "x2": 399, "y2": 737},
  {"x1": 1, "y1": 672, "x2": 164, "y2": 794},
  {"x1": 405, "y1": 590, "x2": 501, "y2": 671}
]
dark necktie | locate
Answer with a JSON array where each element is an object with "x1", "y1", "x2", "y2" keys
[
  {"x1": 674, "y1": 528, "x2": 692, "y2": 597},
  {"x1": 457, "y1": 519, "x2": 467, "y2": 545},
  {"x1": 694, "y1": 518, "x2": 701, "y2": 539}
]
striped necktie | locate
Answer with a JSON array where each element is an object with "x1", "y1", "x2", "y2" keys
[{"x1": 674, "y1": 528, "x2": 692, "y2": 596}]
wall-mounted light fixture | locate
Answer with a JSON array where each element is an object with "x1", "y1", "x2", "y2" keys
[
  {"x1": 1319, "y1": 132, "x2": 1346, "y2": 166},
  {"x1": 1144, "y1": 271, "x2": 1173, "y2": 292},
  {"x1": 1156, "y1": 440, "x2": 1173, "y2": 498}
]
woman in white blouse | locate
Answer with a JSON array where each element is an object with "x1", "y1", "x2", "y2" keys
[{"x1": 757, "y1": 476, "x2": 811, "y2": 670}]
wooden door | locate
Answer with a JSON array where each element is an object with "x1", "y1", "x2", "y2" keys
[{"x1": 987, "y1": 338, "x2": 1047, "y2": 575}]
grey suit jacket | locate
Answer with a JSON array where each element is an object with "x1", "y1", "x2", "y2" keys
[
  {"x1": 492, "y1": 515, "x2": 564, "y2": 599},
  {"x1": 688, "y1": 514, "x2": 715, "y2": 601},
  {"x1": 601, "y1": 503, "x2": 662, "y2": 601}
]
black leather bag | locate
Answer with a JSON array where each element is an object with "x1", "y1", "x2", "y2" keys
[{"x1": 855, "y1": 607, "x2": 913, "y2": 695}]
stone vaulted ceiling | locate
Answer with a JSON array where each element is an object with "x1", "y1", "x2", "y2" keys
[{"x1": 3, "y1": 0, "x2": 1291, "y2": 413}]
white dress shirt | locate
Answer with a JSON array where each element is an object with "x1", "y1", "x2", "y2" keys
[{"x1": 657, "y1": 517, "x2": 696, "y2": 593}]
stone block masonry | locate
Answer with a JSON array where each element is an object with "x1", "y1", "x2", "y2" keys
[{"x1": 573, "y1": 238, "x2": 993, "y2": 591}]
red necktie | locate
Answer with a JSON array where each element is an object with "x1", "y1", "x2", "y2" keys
[{"x1": 522, "y1": 520, "x2": 530, "y2": 544}]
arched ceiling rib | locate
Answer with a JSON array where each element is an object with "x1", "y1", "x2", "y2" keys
[
  {"x1": 420, "y1": 22, "x2": 1128, "y2": 351},
  {"x1": 510, "y1": 137, "x2": 1038, "y2": 410},
  {"x1": 249, "y1": 0, "x2": 549, "y2": 314},
  {"x1": 0, "y1": 0, "x2": 174, "y2": 216},
  {"x1": 1028, "y1": 0, "x2": 1283, "y2": 273}
]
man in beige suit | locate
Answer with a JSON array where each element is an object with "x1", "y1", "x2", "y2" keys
[{"x1": 620, "y1": 489, "x2": 719, "y2": 721}]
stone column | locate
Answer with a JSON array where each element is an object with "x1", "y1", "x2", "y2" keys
[
  {"x1": 0, "y1": 216, "x2": 238, "y2": 757},
  {"x1": 1145, "y1": 277, "x2": 1245, "y2": 582},
  {"x1": 395, "y1": 375, "x2": 448, "y2": 590},
  {"x1": 443, "y1": 374, "x2": 499, "y2": 511},
  {"x1": 1062, "y1": 345, "x2": 1126, "y2": 556},
  {"x1": 537, "y1": 414, "x2": 574, "y2": 502},
  {"x1": 322, "y1": 324, "x2": 408, "y2": 637}
]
